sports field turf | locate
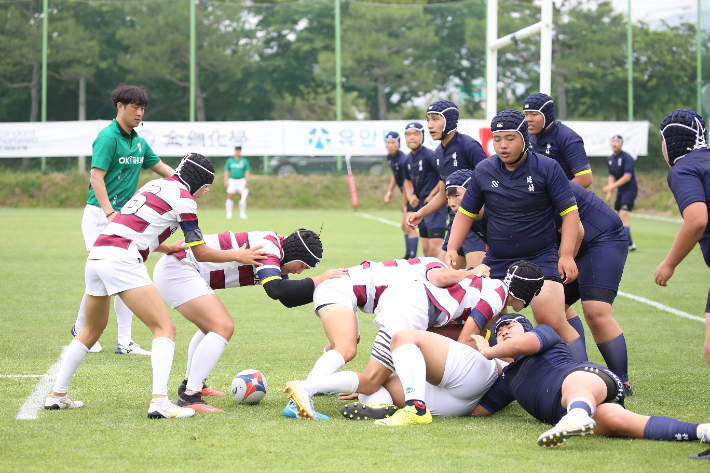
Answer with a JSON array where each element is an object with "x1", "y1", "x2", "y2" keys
[{"x1": 1, "y1": 208, "x2": 709, "y2": 472}]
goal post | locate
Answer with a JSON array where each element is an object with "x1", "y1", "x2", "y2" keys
[{"x1": 485, "y1": 0, "x2": 554, "y2": 121}]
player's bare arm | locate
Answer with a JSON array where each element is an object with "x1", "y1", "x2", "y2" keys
[
  {"x1": 426, "y1": 264, "x2": 490, "y2": 287},
  {"x1": 473, "y1": 330, "x2": 541, "y2": 360},
  {"x1": 404, "y1": 179, "x2": 419, "y2": 208},
  {"x1": 571, "y1": 172, "x2": 593, "y2": 189},
  {"x1": 424, "y1": 181, "x2": 440, "y2": 204},
  {"x1": 558, "y1": 209, "x2": 580, "y2": 283},
  {"x1": 149, "y1": 161, "x2": 174, "y2": 178},
  {"x1": 310, "y1": 268, "x2": 348, "y2": 287},
  {"x1": 384, "y1": 175, "x2": 396, "y2": 202},
  {"x1": 244, "y1": 170, "x2": 250, "y2": 188},
  {"x1": 408, "y1": 181, "x2": 447, "y2": 227},
  {"x1": 89, "y1": 167, "x2": 116, "y2": 222},
  {"x1": 155, "y1": 239, "x2": 187, "y2": 255},
  {"x1": 654, "y1": 201, "x2": 708, "y2": 286},
  {"x1": 191, "y1": 242, "x2": 267, "y2": 266},
  {"x1": 444, "y1": 210, "x2": 474, "y2": 268}
]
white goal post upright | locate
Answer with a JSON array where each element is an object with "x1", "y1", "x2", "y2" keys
[{"x1": 485, "y1": 0, "x2": 554, "y2": 122}]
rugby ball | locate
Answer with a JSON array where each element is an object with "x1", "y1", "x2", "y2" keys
[{"x1": 231, "y1": 369, "x2": 267, "y2": 404}]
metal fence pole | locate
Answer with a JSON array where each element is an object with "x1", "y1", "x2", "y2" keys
[
  {"x1": 698, "y1": 0, "x2": 702, "y2": 115},
  {"x1": 189, "y1": 0, "x2": 196, "y2": 122},
  {"x1": 41, "y1": 0, "x2": 48, "y2": 172},
  {"x1": 627, "y1": 0, "x2": 633, "y2": 121}
]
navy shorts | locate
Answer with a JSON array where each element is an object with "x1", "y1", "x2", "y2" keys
[
  {"x1": 565, "y1": 232, "x2": 628, "y2": 305},
  {"x1": 484, "y1": 247, "x2": 560, "y2": 280},
  {"x1": 442, "y1": 218, "x2": 487, "y2": 256},
  {"x1": 614, "y1": 190, "x2": 637, "y2": 212},
  {"x1": 702, "y1": 237, "x2": 710, "y2": 313},
  {"x1": 419, "y1": 206, "x2": 447, "y2": 240}
]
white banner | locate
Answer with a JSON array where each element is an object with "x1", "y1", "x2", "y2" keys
[{"x1": 0, "y1": 119, "x2": 649, "y2": 158}]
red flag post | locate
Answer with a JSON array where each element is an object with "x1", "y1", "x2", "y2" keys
[{"x1": 344, "y1": 154, "x2": 359, "y2": 209}]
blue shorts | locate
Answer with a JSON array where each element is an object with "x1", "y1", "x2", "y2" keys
[
  {"x1": 419, "y1": 206, "x2": 447, "y2": 240},
  {"x1": 565, "y1": 231, "x2": 628, "y2": 305},
  {"x1": 614, "y1": 190, "x2": 637, "y2": 212},
  {"x1": 702, "y1": 237, "x2": 710, "y2": 313},
  {"x1": 442, "y1": 218, "x2": 487, "y2": 256},
  {"x1": 484, "y1": 246, "x2": 560, "y2": 280}
]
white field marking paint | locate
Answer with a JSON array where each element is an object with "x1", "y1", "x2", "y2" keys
[
  {"x1": 16, "y1": 346, "x2": 68, "y2": 420},
  {"x1": 617, "y1": 291, "x2": 705, "y2": 322},
  {"x1": 631, "y1": 213, "x2": 683, "y2": 224},
  {"x1": 0, "y1": 375, "x2": 42, "y2": 378},
  {"x1": 356, "y1": 213, "x2": 401, "y2": 227}
]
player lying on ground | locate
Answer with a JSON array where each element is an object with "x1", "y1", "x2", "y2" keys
[
  {"x1": 559, "y1": 181, "x2": 632, "y2": 394},
  {"x1": 447, "y1": 109, "x2": 586, "y2": 363},
  {"x1": 46, "y1": 154, "x2": 266, "y2": 419},
  {"x1": 470, "y1": 314, "x2": 710, "y2": 448},
  {"x1": 653, "y1": 109, "x2": 710, "y2": 369},
  {"x1": 153, "y1": 228, "x2": 345, "y2": 412},
  {"x1": 283, "y1": 261, "x2": 544, "y2": 420}
]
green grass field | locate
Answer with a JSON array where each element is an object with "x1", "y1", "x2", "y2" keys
[{"x1": 1, "y1": 208, "x2": 709, "y2": 472}]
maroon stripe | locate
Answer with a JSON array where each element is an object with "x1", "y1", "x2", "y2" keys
[
  {"x1": 455, "y1": 308, "x2": 471, "y2": 322},
  {"x1": 144, "y1": 192, "x2": 172, "y2": 215},
  {"x1": 157, "y1": 227, "x2": 173, "y2": 245},
  {"x1": 474, "y1": 299, "x2": 494, "y2": 322},
  {"x1": 139, "y1": 248, "x2": 150, "y2": 263},
  {"x1": 218, "y1": 231, "x2": 233, "y2": 250},
  {"x1": 424, "y1": 285, "x2": 449, "y2": 317},
  {"x1": 495, "y1": 285, "x2": 507, "y2": 304},
  {"x1": 264, "y1": 234, "x2": 280, "y2": 248},
  {"x1": 238, "y1": 265, "x2": 255, "y2": 286},
  {"x1": 353, "y1": 285, "x2": 367, "y2": 307},
  {"x1": 382, "y1": 260, "x2": 397, "y2": 267},
  {"x1": 470, "y1": 276, "x2": 482, "y2": 291},
  {"x1": 426, "y1": 262, "x2": 445, "y2": 272},
  {"x1": 373, "y1": 285, "x2": 388, "y2": 310},
  {"x1": 447, "y1": 283, "x2": 466, "y2": 303},
  {"x1": 359, "y1": 261, "x2": 371, "y2": 269},
  {"x1": 210, "y1": 270, "x2": 225, "y2": 289},
  {"x1": 407, "y1": 257, "x2": 421, "y2": 265},
  {"x1": 112, "y1": 213, "x2": 150, "y2": 233},
  {"x1": 180, "y1": 213, "x2": 198, "y2": 222},
  {"x1": 172, "y1": 250, "x2": 187, "y2": 260},
  {"x1": 179, "y1": 188, "x2": 194, "y2": 200},
  {"x1": 94, "y1": 234, "x2": 132, "y2": 250},
  {"x1": 234, "y1": 232, "x2": 250, "y2": 249}
]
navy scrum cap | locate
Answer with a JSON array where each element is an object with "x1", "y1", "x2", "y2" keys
[
  {"x1": 491, "y1": 110, "x2": 531, "y2": 157},
  {"x1": 445, "y1": 169, "x2": 474, "y2": 191},
  {"x1": 173, "y1": 153, "x2": 215, "y2": 195},
  {"x1": 385, "y1": 131, "x2": 400, "y2": 144},
  {"x1": 611, "y1": 135, "x2": 623, "y2": 143},
  {"x1": 660, "y1": 109, "x2": 708, "y2": 166},
  {"x1": 427, "y1": 100, "x2": 459, "y2": 136},
  {"x1": 493, "y1": 313, "x2": 535, "y2": 335},
  {"x1": 404, "y1": 122, "x2": 425, "y2": 146},
  {"x1": 523, "y1": 92, "x2": 555, "y2": 130}
]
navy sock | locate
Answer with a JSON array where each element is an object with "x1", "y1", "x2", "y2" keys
[
  {"x1": 567, "y1": 315, "x2": 586, "y2": 346},
  {"x1": 405, "y1": 399, "x2": 427, "y2": 415},
  {"x1": 568, "y1": 399, "x2": 594, "y2": 416},
  {"x1": 408, "y1": 237, "x2": 419, "y2": 258},
  {"x1": 624, "y1": 226, "x2": 633, "y2": 245},
  {"x1": 597, "y1": 334, "x2": 629, "y2": 383},
  {"x1": 643, "y1": 416, "x2": 698, "y2": 441},
  {"x1": 403, "y1": 234, "x2": 409, "y2": 257},
  {"x1": 566, "y1": 337, "x2": 588, "y2": 363}
]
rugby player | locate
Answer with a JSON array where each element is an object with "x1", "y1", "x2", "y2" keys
[
  {"x1": 524, "y1": 93, "x2": 593, "y2": 188},
  {"x1": 403, "y1": 122, "x2": 446, "y2": 257},
  {"x1": 384, "y1": 132, "x2": 418, "y2": 259},
  {"x1": 470, "y1": 314, "x2": 710, "y2": 450},
  {"x1": 45, "y1": 154, "x2": 266, "y2": 419},
  {"x1": 283, "y1": 261, "x2": 544, "y2": 420},
  {"x1": 446, "y1": 110, "x2": 586, "y2": 363},
  {"x1": 72, "y1": 85, "x2": 175, "y2": 355},
  {"x1": 407, "y1": 100, "x2": 489, "y2": 268},
  {"x1": 602, "y1": 135, "x2": 637, "y2": 251},
  {"x1": 153, "y1": 228, "x2": 344, "y2": 412},
  {"x1": 224, "y1": 145, "x2": 250, "y2": 220},
  {"x1": 654, "y1": 109, "x2": 710, "y2": 369}
]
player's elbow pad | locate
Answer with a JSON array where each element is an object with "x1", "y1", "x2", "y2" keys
[{"x1": 262, "y1": 278, "x2": 315, "y2": 302}]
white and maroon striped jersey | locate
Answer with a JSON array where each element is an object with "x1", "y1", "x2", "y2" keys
[
  {"x1": 88, "y1": 176, "x2": 199, "y2": 263},
  {"x1": 348, "y1": 257, "x2": 446, "y2": 313},
  {"x1": 170, "y1": 231, "x2": 283, "y2": 289},
  {"x1": 424, "y1": 276, "x2": 509, "y2": 326}
]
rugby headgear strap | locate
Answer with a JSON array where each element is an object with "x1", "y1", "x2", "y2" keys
[
  {"x1": 493, "y1": 313, "x2": 534, "y2": 335},
  {"x1": 504, "y1": 260, "x2": 544, "y2": 308},
  {"x1": 405, "y1": 121, "x2": 425, "y2": 146},
  {"x1": 445, "y1": 169, "x2": 474, "y2": 191},
  {"x1": 523, "y1": 92, "x2": 555, "y2": 130},
  {"x1": 660, "y1": 109, "x2": 708, "y2": 166},
  {"x1": 173, "y1": 153, "x2": 215, "y2": 195},
  {"x1": 427, "y1": 100, "x2": 459, "y2": 136},
  {"x1": 491, "y1": 110, "x2": 531, "y2": 164},
  {"x1": 281, "y1": 229, "x2": 322, "y2": 269}
]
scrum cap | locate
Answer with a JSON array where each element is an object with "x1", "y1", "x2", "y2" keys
[
  {"x1": 404, "y1": 122, "x2": 425, "y2": 146},
  {"x1": 173, "y1": 153, "x2": 215, "y2": 195},
  {"x1": 523, "y1": 92, "x2": 555, "y2": 130},
  {"x1": 491, "y1": 110, "x2": 531, "y2": 162},
  {"x1": 445, "y1": 169, "x2": 474, "y2": 192},
  {"x1": 385, "y1": 131, "x2": 400, "y2": 145},
  {"x1": 281, "y1": 228, "x2": 323, "y2": 269},
  {"x1": 427, "y1": 100, "x2": 459, "y2": 136},
  {"x1": 504, "y1": 260, "x2": 544, "y2": 308},
  {"x1": 660, "y1": 109, "x2": 707, "y2": 166},
  {"x1": 493, "y1": 313, "x2": 535, "y2": 335}
]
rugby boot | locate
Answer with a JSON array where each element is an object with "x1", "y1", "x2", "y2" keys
[
  {"x1": 341, "y1": 401, "x2": 398, "y2": 420},
  {"x1": 44, "y1": 395, "x2": 83, "y2": 410},
  {"x1": 537, "y1": 409, "x2": 596, "y2": 447},
  {"x1": 689, "y1": 424, "x2": 710, "y2": 460},
  {"x1": 115, "y1": 341, "x2": 151, "y2": 355},
  {"x1": 283, "y1": 400, "x2": 329, "y2": 419},
  {"x1": 374, "y1": 405, "x2": 431, "y2": 426},
  {"x1": 177, "y1": 392, "x2": 224, "y2": 413},
  {"x1": 283, "y1": 381, "x2": 317, "y2": 420},
  {"x1": 147, "y1": 400, "x2": 195, "y2": 419}
]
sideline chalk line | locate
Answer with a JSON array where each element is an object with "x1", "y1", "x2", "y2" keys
[{"x1": 16, "y1": 346, "x2": 68, "y2": 420}]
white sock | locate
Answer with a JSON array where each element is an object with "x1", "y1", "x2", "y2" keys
[
  {"x1": 226, "y1": 199, "x2": 233, "y2": 215},
  {"x1": 114, "y1": 295, "x2": 133, "y2": 346},
  {"x1": 74, "y1": 294, "x2": 87, "y2": 333},
  {"x1": 358, "y1": 386, "x2": 393, "y2": 405},
  {"x1": 392, "y1": 344, "x2": 427, "y2": 403},
  {"x1": 241, "y1": 189, "x2": 249, "y2": 200},
  {"x1": 238, "y1": 200, "x2": 246, "y2": 215},
  {"x1": 153, "y1": 396, "x2": 169, "y2": 409},
  {"x1": 185, "y1": 330, "x2": 206, "y2": 380},
  {"x1": 186, "y1": 332, "x2": 229, "y2": 392},
  {"x1": 306, "y1": 350, "x2": 346, "y2": 381},
  {"x1": 151, "y1": 337, "x2": 175, "y2": 397},
  {"x1": 305, "y1": 371, "x2": 359, "y2": 396},
  {"x1": 567, "y1": 397, "x2": 595, "y2": 417},
  {"x1": 53, "y1": 339, "x2": 89, "y2": 394}
]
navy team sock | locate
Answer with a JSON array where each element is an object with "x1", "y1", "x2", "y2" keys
[
  {"x1": 566, "y1": 337, "x2": 588, "y2": 363},
  {"x1": 597, "y1": 334, "x2": 629, "y2": 383},
  {"x1": 405, "y1": 399, "x2": 427, "y2": 415},
  {"x1": 403, "y1": 234, "x2": 409, "y2": 258},
  {"x1": 567, "y1": 315, "x2": 586, "y2": 346},
  {"x1": 644, "y1": 417, "x2": 699, "y2": 441},
  {"x1": 408, "y1": 237, "x2": 419, "y2": 258},
  {"x1": 624, "y1": 226, "x2": 633, "y2": 246}
]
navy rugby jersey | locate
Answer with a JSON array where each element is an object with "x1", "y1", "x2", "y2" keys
[
  {"x1": 555, "y1": 182, "x2": 624, "y2": 250},
  {"x1": 478, "y1": 325, "x2": 579, "y2": 424},
  {"x1": 387, "y1": 150, "x2": 408, "y2": 190},
  {"x1": 458, "y1": 151, "x2": 578, "y2": 260},
  {"x1": 607, "y1": 151, "x2": 637, "y2": 193},
  {"x1": 667, "y1": 148, "x2": 710, "y2": 253},
  {"x1": 530, "y1": 122, "x2": 591, "y2": 181},
  {"x1": 404, "y1": 146, "x2": 438, "y2": 203}
]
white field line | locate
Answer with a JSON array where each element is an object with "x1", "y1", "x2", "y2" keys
[
  {"x1": 617, "y1": 291, "x2": 705, "y2": 322},
  {"x1": 16, "y1": 346, "x2": 68, "y2": 420},
  {"x1": 0, "y1": 375, "x2": 42, "y2": 378},
  {"x1": 631, "y1": 213, "x2": 683, "y2": 224},
  {"x1": 356, "y1": 212, "x2": 401, "y2": 227}
]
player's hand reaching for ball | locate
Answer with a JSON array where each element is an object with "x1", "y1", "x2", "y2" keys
[
  {"x1": 311, "y1": 268, "x2": 348, "y2": 287},
  {"x1": 558, "y1": 255, "x2": 578, "y2": 283},
  {"x1": 654, "y1": 260, "x2": 675, "y2": 286},
  {"x1": 234, "y1": 243, "x2": 268, "y2": 266},
  {"x1": 406, "y1": 211, "x2": 423, "y2": 228}
]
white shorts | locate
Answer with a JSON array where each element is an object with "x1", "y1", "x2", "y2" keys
[
  {"x1": 85, "y1": 258, "x2": 153, "y2": 297},
  {"x1": 153, "y1": 254, "x2": 214, "y2": 309},
  {"x1": 425, "y1": 340, "x2": 499, "y2": 417},
  {"x1": 312, "y1": 276, "x2": 360, "y2": 337},
  {"x1": 373, "y1": 281, "x2": 430, "y2": 334},
  {"x1": 226, "y1": 178, "x2": 247, "y2": 195},
  {"x1": 81, "y1": 204, "x2": 110, "y2": 251}
]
